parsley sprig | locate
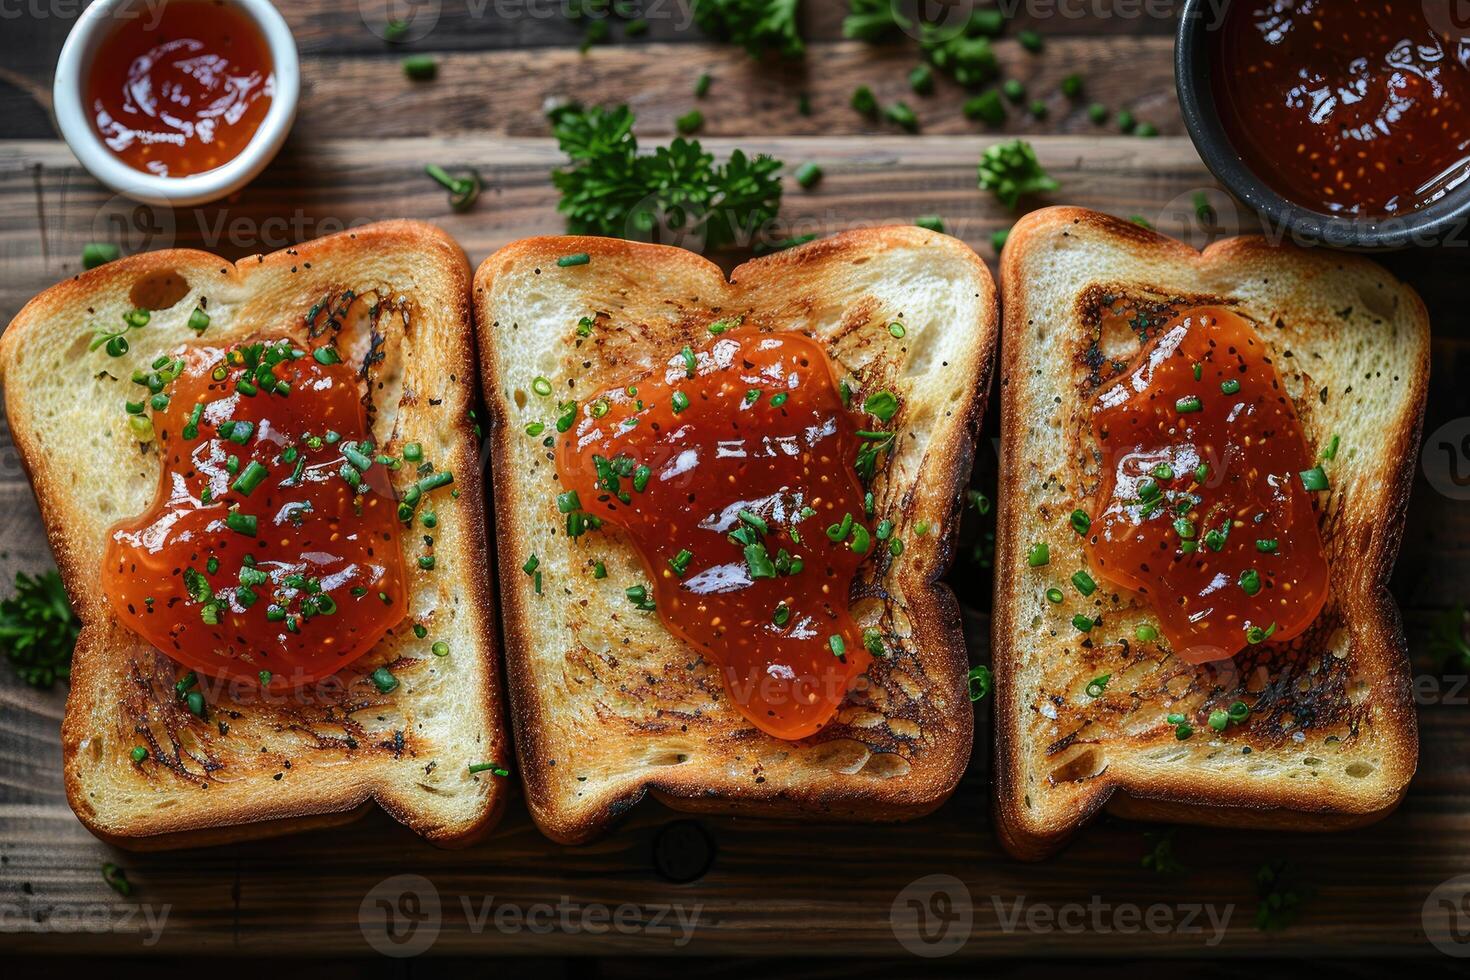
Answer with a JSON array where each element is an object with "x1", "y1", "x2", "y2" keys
[
  {"x1": 1, "y1": 570, "x2": 80, "y2": 688},
  {"x1": 693, "y1": 0, "x2": 803, "y2": 59},
  {"x1": 978, "y1": 140, "x2": 1059, "y2": 209},
  {"x1": 549, "y1": 103, "x2": 784, "y2": 252}
]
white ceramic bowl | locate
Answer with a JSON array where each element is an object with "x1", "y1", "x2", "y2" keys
[{"x1": 52, "y1": 0, "x2": 300, "y2": 207}]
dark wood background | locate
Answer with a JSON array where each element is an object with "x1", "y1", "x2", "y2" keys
[{"x1": 2, "y1": 0, "x2": 1469, "y2": 963}]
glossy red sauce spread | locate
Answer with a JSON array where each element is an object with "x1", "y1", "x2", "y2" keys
[
  {"x1": 556, "y1": 328, "x2": 874, "y2": 739},
  {"x1": 1082, "y1": 308, "x2": 1329, "y2": 664},
  {"x1": 1214, "y1": 0, "x2": 1470, "y2": 216},
  {"x1": 103, "y1": 338, "x2": 407, "y2": 687},
  {"x1": 87, "y1": 0, "x2": 274, "y2": 177}
]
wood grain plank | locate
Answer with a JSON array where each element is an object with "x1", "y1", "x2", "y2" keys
[
  {"x1": 0, "y1": 0, "x2": 1188, "y2": 78},
  {"x1": 0, "y1": 36, "x2": 1180, "y2": 141}
]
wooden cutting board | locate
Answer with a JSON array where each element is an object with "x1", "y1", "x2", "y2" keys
[{"x1": 1, "y1": 133, "x2": 1468, "y2": 958}]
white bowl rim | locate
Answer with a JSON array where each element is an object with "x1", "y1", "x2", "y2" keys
[{"x1": 52, "y1": 0, "x2": 300, "y2": 208}]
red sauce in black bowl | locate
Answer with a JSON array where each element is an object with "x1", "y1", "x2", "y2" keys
[{"x1": 1213, "y1": 0, "x2": 1470, "y2": 217}]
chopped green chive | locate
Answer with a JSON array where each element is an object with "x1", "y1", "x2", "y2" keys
[
  {"x1": 1045, "y1": 587, "x2": 1064, "y2": 604},
  {"x1": 909, "y1": 64, "x2": 934, "y2": 94},
  {"x1": 1220, "y1": 379, "x2": 1241, "y2": 395},
  {"x1": 188, "y1": 307, "x2": 210, "y2": 333},
  {"x1": 1299, "y1": 466, "x2": 1330, "y2": 492},
  {"x1": 402, "y1": 55, "x2": 437, "y2": 80},
  {"x1": 1239, "y1": 568, "x2": 1262, "y2": 596},
  {"x1": 432, "y1": 641, "x2": 450, "y2": 657},
  {"x1": 676, "y1": 109, "x2": 704, "y2": 135},
  {"x1": 1026, "y1": 542, "x2": 1050, "y2": 567},
  {"x1": 888, "y1": 322, "x2": 907, "y2": 339},
  {"x1": 1070, "y1": 509, "x2": 1091, "y2": 536},
  {"x1": 232, "y1": 461, "x2": 269, "y2": 496},
  {"x1": 1135, "y1": 624, "x2": 1159, "y2": 642},
  {"x1": 1072, "y1": 614, "x2": 1095, "y2": 633},
  {"x1": 83, "y1": 242, "x2": 120, "y2": 269},
  {"x1": 1176, "y1": 395, "x2": 1203, "y2": 414},
  {"x1": 773, "y1": 603, "x2": 791, "y2": 627},
  {"x1": 829, "y1": 634, "x2": 847, "y2": 657},
  {"x1": 1085, "y1": 674, "x2": 1110, "y2": 698},
  {"x1": 557, "y1": 253, "x2": 591, "y2": 267},
  {"x1": 1071, "y1": 570, "x2": 1097, "y2": 596},
  {"x1": 965, "y1": 90, "x2": 1006, "y2": 126},
  {"x1": 1256, "y1": 539, "x2": 1279, "y2": 554},
  {"x1": 225, "y1": 512, "x2": 258, "y2": 537},
  {"x1": 370, "y1": 667, "x2": 398, "y2": 693},
  {"x1": 669, "y1": 549, "x2": 693, "y2": 577},
  {"x1": 794, "y1": 162, "x2": 822, "y2": 189}
]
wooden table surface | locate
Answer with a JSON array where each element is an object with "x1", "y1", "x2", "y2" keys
[{"x1": 2, "y1": 1, "x2": 1470, "y2": 961}]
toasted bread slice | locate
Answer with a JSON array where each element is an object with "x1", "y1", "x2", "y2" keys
[
  {"x1": 474, "y1": 227, "x2": 996, "y2": 843},
  {"x1": 994, "y1": 207, "x2": 1427, "y2": 860},
  {"x1": 0, "y1": 221, "x2": 508, "y2": 849}
]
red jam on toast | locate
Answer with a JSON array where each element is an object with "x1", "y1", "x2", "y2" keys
[
  {"x1": 103, "y1": 337, "x2": 408, "y2": 688},
  {"x1": 555, "y1": 327, "x2": 881, "y2": 739},
  {"x1": 1081, "y1": 307, "x2": 1330, "y2": 663}
]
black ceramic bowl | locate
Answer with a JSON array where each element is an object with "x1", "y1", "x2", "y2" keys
[{"x1": 1175, "y1": 0, "x2": 1470, "y2": 249}]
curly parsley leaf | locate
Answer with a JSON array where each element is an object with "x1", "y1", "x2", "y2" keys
[
  {"x1": 550, "y1": 103, "x2": 784, "y2": 252},
  {"x1": 920, "y1": 14, "x2": 1002, "y2": 89},
  {"x1": 977, "y1": 139, "x2": 1059, "y2": 209},
  {"x1": 1, "y1": 570, "x2": 80, "y2": 689},
  {"x1": 1255, "y1": 859, "x2": 1312, "y2": 931},
  {"x1": 693, "y1": 0, "x2": 803, "y2": 59}
]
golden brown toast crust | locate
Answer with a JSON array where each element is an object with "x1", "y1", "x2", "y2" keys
[
  {"x1": 475, "y1": 227, "x2": 996, "y2": 843},
  {"x1": 994, "y1": 208, "x2": 1425, "y2": 861},
  {"x1": 1, "y1": 222, "x2": 507, "y2": 849}
]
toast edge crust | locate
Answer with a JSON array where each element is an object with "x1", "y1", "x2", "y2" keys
[
  {"x1": 474, "y1": 229, "x2": 996, "y2": 844},
  {"x1": 992, "y1": 207, "x2": 1426, "y2": 862},
  {"x1": 1, "y1": 221, "x2": 507, "y2": 850}
]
